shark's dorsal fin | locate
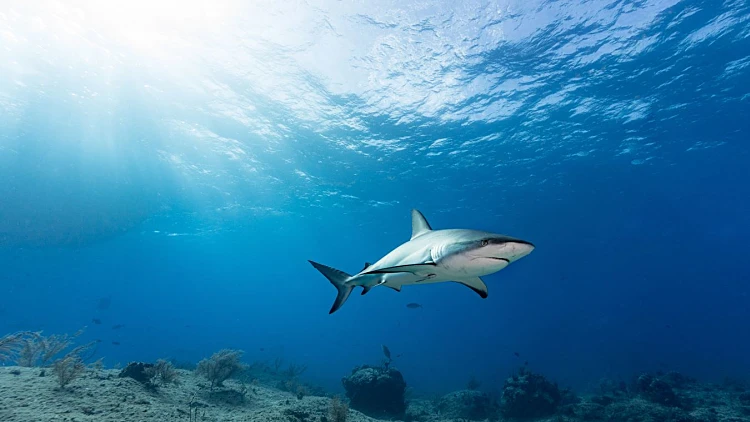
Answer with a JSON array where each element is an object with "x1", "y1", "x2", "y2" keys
[
  {"x1": 411, "y1": 209, "x2": 432, "y2": 239},
  {"x1": 361, "y1": 262, "x2": 372, "y2": 272},
  {"x1": 453, "y1": 277, "x2": 488, "y2": 298}
]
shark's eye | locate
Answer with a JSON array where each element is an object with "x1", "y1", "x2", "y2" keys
[{"x1": 481, "y1": 239, "x2": 489, "y2": 246}]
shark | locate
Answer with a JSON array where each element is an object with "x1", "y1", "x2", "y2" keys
[{"x1": 309, "y1": 209, "x2": 535, "y2": 314}]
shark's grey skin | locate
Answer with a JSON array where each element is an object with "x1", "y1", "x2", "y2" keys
[{"x1": 309, "y1": 209, "x2": 535, "y2": 314}]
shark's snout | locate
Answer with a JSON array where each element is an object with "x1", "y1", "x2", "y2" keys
[
  {"x1": 482, "y1": 238, "x2": 534, "y2": 262},
  {"x1": 506, "y1": 240, "x2": 534, "y2": 262}
]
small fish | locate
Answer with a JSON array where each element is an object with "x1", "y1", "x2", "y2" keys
[
  {"x1": 514, "y1": 352, "x2": 520, "y2": 358},
  {"x1": 406, "y1": 303, "x2": 422, "y2": 309},
  {"x1": 112, "y1": 324, "x2": 124, "y2": 330},
  {"x1": 112, "y1": 341, "x2": 120, "y2": 346},
  {"x1": 92, "y1": 318, "x2": 102, "y2": 325},
  {"x1": 382, "y1": 345, "x2": 391, "y2": 360}
]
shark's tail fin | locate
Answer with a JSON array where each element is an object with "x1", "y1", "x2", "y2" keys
[{"x1": 308, "y1": 260, "x2": 354, "y2": 314}]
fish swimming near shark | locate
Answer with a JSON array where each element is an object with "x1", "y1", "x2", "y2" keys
[{"x1": 309, "y1": 209, "x2": 535, "y2": 314}]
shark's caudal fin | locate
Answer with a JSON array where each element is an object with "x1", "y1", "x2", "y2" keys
[{"x1": 308, "y1": 260, "x2": 354, "y2": 314}]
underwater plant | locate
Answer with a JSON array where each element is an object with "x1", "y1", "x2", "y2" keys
[
  {"x1": 283, "y1": 362, "x2": 308, "y2": 380},
  {"x1": 329, "y1": 395, "x2": 349, "y2": 422},
  {"x1": 144, "y1": 359, "x2": 180, "y2": 387},
  {"x1": 52, "y1": 354, "x2": 86, "y2": 389},
  {"x1": 49, "y1": 338, "x2": 96, "y2": 388},
  {"x1": 0, "y1": 331, "x2": 30, "y2": 362},
  {"x1": 15, "y1": 329, "x2": 91, "y2": 367},
  {"x1": 196, "y1": 349, "x2": 247, "y2": 389}
]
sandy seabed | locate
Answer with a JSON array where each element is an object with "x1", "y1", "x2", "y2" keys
[
  {"x1": 0, "y1": 366, "x2": 377, "y2": 422},
  {"x1": 1, "y1": 366, "x2": 750, "y2": 422}
]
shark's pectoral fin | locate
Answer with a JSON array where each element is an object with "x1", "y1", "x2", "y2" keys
[
  {"x1": 454, "y1": 277, "x2": 488, "y2": 298},
  {"x1": 363, "y1": 262, "x2": 436, "y2": 275}
]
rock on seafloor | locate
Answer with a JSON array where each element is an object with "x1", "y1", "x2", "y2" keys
[{"x1": 342, "y1": 365, "x2": 407, "y2": 418}]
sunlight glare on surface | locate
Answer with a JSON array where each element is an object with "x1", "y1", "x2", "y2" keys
[{"x1": 70, "y1": 0, "x2": 240, "y2": 56}]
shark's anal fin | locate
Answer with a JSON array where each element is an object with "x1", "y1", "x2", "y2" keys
[
  {"x1": 453, "y1": 277, "x2": 488, "y2": 298},
  {"x1": 361, "y1": 286, "x2": 373, "y2": 295},
  {"x1": 386, "y1": 285, "x2": 402, "y2": 292},
  {"x1": 363, "y1": 262, "x2": 436, "y2": 275},
  {"x1": 411, "y1": 209, "x2": 432, "y2": 239}
]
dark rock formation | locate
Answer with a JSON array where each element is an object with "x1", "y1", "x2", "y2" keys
[
  {"x1": 118, "y1": 362, "x2": 154, "y2": 385},
  {"x1": 500, "y1": 367, "x2": 563, "y2": 419},
  {"x1": 637, "y1": 373, "x2": 683, "y2": 408},
  {"x1": 739, "y1": 391, "x2": 750, "y2": 406},
  {"x1": 437, "y1": 389, "x2": 497, "y2": 420},
  {"x1": 662, "y1": 371, "x2": 697, "y2": 389},
  {"x1": 591, "y1": 395, "x2": 615, "y2": 406},
  {"x1": 342, "y1": 365, "x2": 406, "y2": 418}
]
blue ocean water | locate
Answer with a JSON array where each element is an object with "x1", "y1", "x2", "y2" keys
[{"x1": 0, "y1": 0, "x2": 748, "y2": 397}]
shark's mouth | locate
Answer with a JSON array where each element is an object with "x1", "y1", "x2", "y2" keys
[{"x1": 485, "y1": 257, "x2": 510, "y2": 263}]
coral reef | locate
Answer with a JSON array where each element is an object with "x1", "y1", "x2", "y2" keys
[
  {"x1": 558, "y1": 371, "x2": 750, "y2": 422},
  {"x1": 1, "y1": 351, "x2": 750, "y2": 422},
  {"x1": 437, "y1": 389, "x2": 497, "y2": 420},
  {"x1": 500, "y1": 366, "x2": 565, "y2": 419},
  {"x1": 342, "y1": 364, "x2": 407, "y2": 418},
  {"x1": 5, "y1": 330, "x2": 750, "y2": 422}
]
